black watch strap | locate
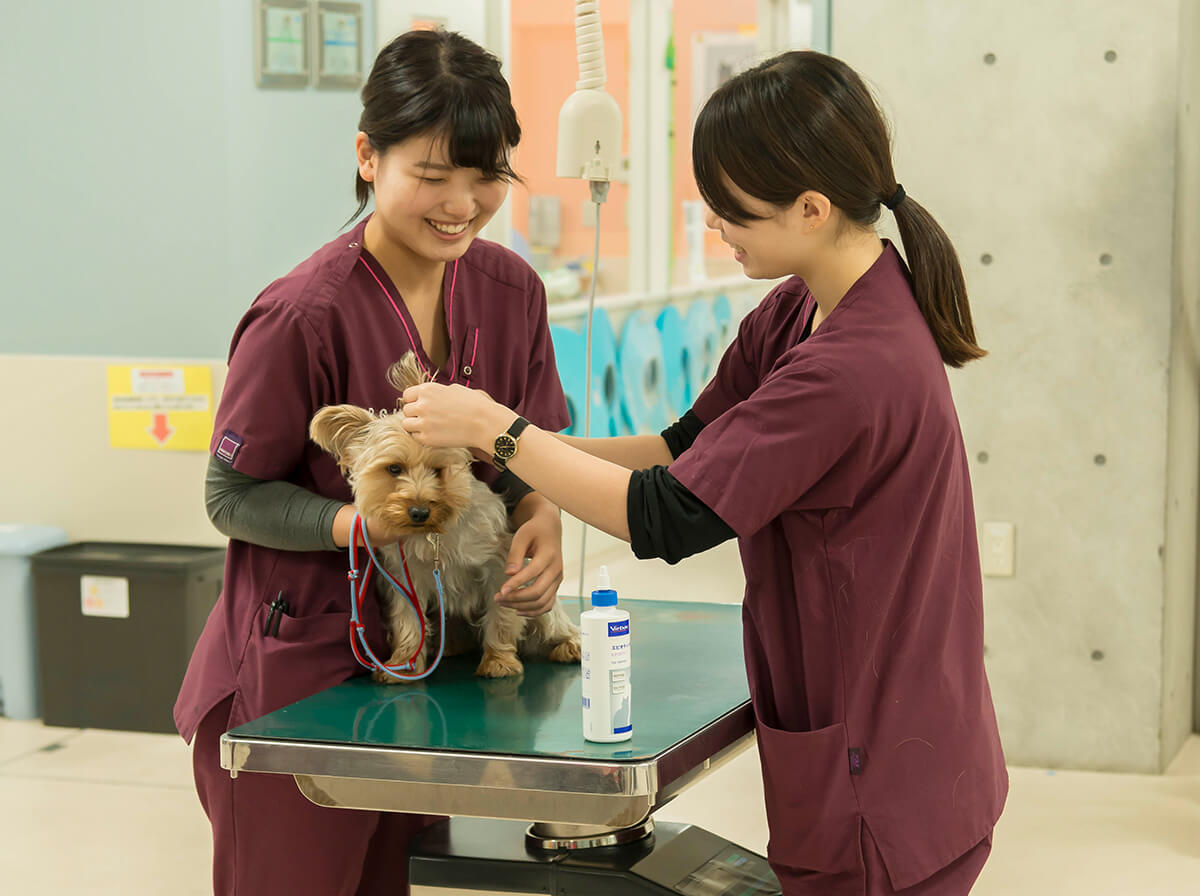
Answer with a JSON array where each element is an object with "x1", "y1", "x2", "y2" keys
[{"x1": 491, "y1": 416, "x2": 531, "y2": 471}]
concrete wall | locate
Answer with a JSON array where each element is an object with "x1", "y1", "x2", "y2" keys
[
  {"x1": 835, "y1": 0, "x2": 1195, "y2": 772},
  {"x1": 1173, "y1": 0, "x2": 1200, "y2": 760}
]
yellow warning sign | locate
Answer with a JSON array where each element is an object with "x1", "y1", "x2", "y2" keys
[{"x1": 107, "y1": 365, "x2": 213, "y2": 451}]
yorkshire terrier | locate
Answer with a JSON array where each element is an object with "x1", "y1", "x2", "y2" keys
[{"x1": 309, "y1": 352, "x2": 581, "y2": 682}]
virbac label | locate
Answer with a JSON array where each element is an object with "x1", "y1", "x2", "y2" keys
[{"x1": 581, "y1": 612, "x2": 632, "y2": 742}]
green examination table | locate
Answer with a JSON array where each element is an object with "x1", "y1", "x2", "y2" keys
[{"x1": 221, "y1": 599, "x2": 782, "y2": 895}]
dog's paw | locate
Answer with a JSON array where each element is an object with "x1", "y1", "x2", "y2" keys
[
  {"x1": 548, "y1": 636, "x2": 582, "y2": 664},
  {"x1": 372, "y1": 649, "x2": 426, "y2": 684},
  {"x1": 373, "y1": 667, "x2": 407, "y2": 685},
  {"x1": 476, "y1": 649, "x2": 523, "y2": 678}
]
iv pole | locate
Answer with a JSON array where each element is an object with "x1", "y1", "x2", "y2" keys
[{"x1": 555, "y1": 0, "x2": 623, "y2": 605}]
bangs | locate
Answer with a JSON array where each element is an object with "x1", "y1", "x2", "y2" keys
[
  {"x1": 438, "y1": 93, "x2": 522, "y2": 183},
  {"x1": 692, "y1": 60, "x2": 812, "y2": 224},
  {"x1": 693, "y1": 145, "x2": 764, "y2": 226}
]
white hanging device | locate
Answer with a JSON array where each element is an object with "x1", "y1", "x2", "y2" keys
[{"x1": 556, "y1": 0, "x2": 623, "y2": 189}]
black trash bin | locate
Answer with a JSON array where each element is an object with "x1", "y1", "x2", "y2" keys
[{"x1": 32, "y1": 542, "x2": 224, "y2": 734}]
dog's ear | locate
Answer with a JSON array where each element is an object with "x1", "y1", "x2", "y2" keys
[
  {"x1": 309, "y1": 405, "x2": 374, "y2": 466},
  {"x1": 386, "y1": 351, "x2": 430, "y2": 393}
]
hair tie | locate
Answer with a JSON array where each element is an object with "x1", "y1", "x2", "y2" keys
[{"x1": 884, "y1": 184, "x2": 906, "y2": 210}]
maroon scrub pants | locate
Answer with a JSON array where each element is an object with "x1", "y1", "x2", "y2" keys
[
  {"x1": 773, "y1": 823, "x2": 992, "y2": 896},
  {"x1": 193, "y1": 694, "x2": 440, "y2": 895}
]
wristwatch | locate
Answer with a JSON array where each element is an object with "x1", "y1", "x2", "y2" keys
[{"x1": 491, "y1": 416, "x2": 531, "y2": 471}]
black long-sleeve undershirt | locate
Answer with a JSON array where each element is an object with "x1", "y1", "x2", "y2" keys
[{"x1": 626, "y1": 410, "x2": 737, "y2": 564}]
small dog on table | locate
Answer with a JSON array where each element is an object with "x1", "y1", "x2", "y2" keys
[{"x1": 309, "y1": 352, "x2": 580, "y2": 682}]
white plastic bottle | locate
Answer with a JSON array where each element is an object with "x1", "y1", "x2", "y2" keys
[{"x1": 580, "y1": 566, "x2": 632, "y2": 742}]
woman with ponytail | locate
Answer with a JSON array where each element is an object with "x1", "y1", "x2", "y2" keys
[{"x1": 401, "y1": 50, "x2": 1007, "y2": 895}]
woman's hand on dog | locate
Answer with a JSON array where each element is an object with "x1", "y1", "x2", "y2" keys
[
  {"x1": 499, "y1": 495, "x2": 565, "y2": 617},
  {"x1": 400, "y1": 382, "x2": 513, "y2": 454}
]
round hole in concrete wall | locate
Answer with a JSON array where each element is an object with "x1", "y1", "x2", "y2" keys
[
  {"x1": 1105, "y1": 50, "x2": 1117, "y2": 62},
  {"x1": 981, "y1": 253, "x2": 993, "y2": 265},
  {"x1": 1091, "y1": 650, "x2": 1105, "y2": 661},
  {"x1": 1094, "y1": 453, "x2": 1107, "y2": 465},
  {"x1": 976, "y1": 451, "x2": 989, "y2": 463},
  {"x1": 1100, "y1": 253, "x2": 1113, "y2": 265},
  {"x1": 983, "y1": 52, "x2": 996, "y2": 65}
]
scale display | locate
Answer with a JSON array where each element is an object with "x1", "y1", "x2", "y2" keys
[{"x1": 673, "y1": 844, "x2": 780, "y2": 896}]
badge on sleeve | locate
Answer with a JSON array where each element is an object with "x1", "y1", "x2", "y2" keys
[{"x1": 216, "y1": 430, "x2": 244, "y2": 465}]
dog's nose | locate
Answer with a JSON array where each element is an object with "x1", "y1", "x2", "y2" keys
[{"x1": 408, "y1": 506, "x2": 431, "y2": 524}]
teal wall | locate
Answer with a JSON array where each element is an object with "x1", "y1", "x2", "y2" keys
[{"x1": 1, "y1": 0, "x2": 375, "y2": 358}]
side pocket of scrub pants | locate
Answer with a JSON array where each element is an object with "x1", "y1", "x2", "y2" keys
[{"x1": 754, "y1": 713, "x2": 863, "y2": 876}]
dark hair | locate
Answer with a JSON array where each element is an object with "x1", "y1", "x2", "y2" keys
[
  {"x1": 693, "y1": 51, "x2": 984, "y2": 367},
  {"x1": 351, "y1": 29, "x2": 522, "y2": 223}
]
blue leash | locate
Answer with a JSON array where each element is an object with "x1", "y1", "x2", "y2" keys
[{"x1": 347, "y1": 513, "x2": 447, "y2": 682}]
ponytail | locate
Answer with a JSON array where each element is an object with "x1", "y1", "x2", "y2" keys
[
  {"x1": 693, "y1": 51, "x2": 986, "y2": 369},
  {"x1": 891, "y1": 194, "x2": 985, "y2": 368}
]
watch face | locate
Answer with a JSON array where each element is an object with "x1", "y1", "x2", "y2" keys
[{"x1": 494, "y1": 433, "x2": 518, "y2": 459}]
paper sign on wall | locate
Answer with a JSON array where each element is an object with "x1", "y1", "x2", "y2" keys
[
  {"x1": 81, "y1": 575, "x2": 130, "y2": 619},
  {"x1": 107, "y1": 365, "x2": 213, "y2": 451}
]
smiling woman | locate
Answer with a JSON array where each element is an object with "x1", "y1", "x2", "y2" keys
[
  {"x1": 356, "y1": 133, "x2": 510, "y2": 276},
  {"x1": 177, "y1": 27, "x2": 572, "y2": 896}
]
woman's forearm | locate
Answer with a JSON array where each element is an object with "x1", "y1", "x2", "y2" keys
[
  {"x1": 554, "y1": 433, "x2": 674, "y2": 470},
  {"x1": 206, "y1": 455, "x2": 344, "y2": 551},
  {"x1": 466, "y1": 405, "x2": 632, "y2": 540},
  {"x1": 507, "y1": 425, "x2": 633, "y2": 540}
]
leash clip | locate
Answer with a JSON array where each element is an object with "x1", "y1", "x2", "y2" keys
[{"x1": 427, "y1": 532, "x2": 442, "y2": 570}]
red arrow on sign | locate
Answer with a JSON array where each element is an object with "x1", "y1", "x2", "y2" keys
[{"x1": 148, "y1": 413, "x2": 175, "y2": 445}]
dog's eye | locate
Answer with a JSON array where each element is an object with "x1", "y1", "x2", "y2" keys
[
  {"x1": 432, "y1": 467, "x2": 444, "y2": 478},
  {"x1": 386, "y1": 463, "x2": 406, "y2": 476}
]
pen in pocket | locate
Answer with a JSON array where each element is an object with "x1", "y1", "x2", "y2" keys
[{"x1": 263, "y1": 591, "x2": 291, "y2": 637}]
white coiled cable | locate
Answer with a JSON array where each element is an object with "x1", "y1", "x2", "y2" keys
[{"x1": 573, "y1": 1, "x2": 607, "y2": 89}]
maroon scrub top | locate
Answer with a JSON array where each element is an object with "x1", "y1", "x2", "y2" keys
[
  {"x1": 174, "y1": 217, "x2": 569, "y2": 743},
  {"x1": 670, "y1": 243, "x2": 1007, "y2": 890}
]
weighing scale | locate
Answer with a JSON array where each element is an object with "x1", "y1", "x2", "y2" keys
[{"x1": 221, "y1": 599, "x2": 782, "y2": 894}]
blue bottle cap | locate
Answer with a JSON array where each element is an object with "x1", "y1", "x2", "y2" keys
[{"x1": 590, "y1": 588, "x2": 618, "y2": 607}]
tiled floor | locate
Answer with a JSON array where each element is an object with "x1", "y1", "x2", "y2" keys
[{"x1": 3, "y1": 536, "x2": 1198, "y2": 894}]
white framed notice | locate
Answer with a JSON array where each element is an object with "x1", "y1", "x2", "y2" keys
[
  {"x1": 255, "y1": 0, "x2": 310, "y2": 88},
  {"x1": 314, "y1": 1, "x2": 364, "y2": 89},
  {"x1": 81, "y1": 575, "x2": 131, "y2": 619}
]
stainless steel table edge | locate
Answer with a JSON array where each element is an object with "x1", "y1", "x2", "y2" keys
[
  {"x1": 220, "y1": 736, "x2": 656, "y2": 796},
  {"x1": 219, "y1": 701, "x2": 755, "y2": 824}
]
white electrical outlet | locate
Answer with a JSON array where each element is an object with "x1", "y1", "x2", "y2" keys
[{"x1": 981, "y1": 522, "x2": 1015, "y2": 577}]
